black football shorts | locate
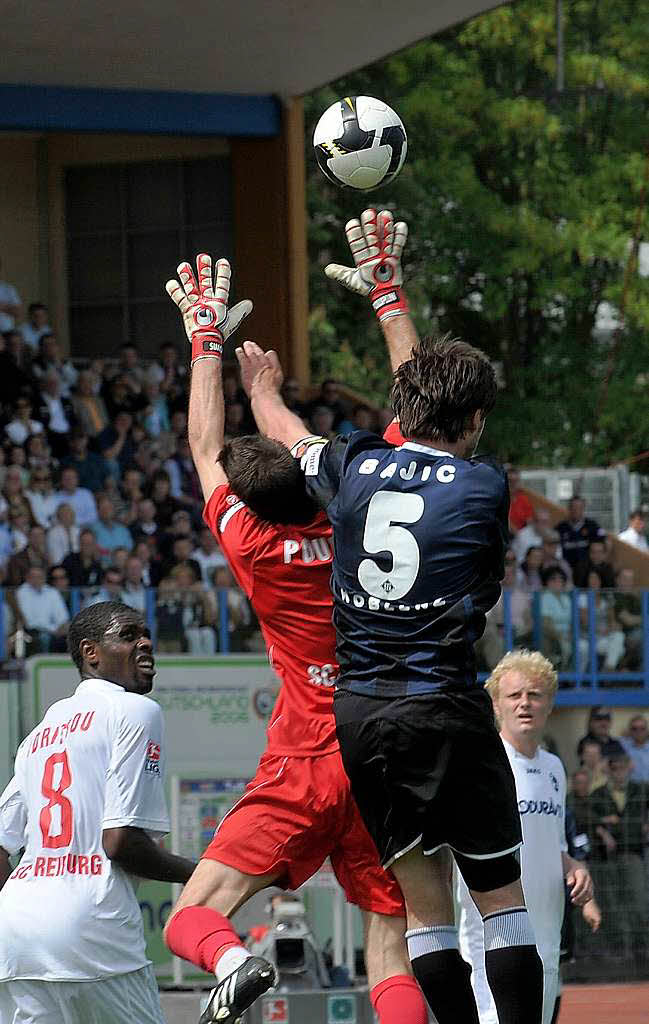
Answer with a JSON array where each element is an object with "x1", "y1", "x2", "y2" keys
[{"x1": 333, "y1": 687, "x2": 522, "y2": 870}]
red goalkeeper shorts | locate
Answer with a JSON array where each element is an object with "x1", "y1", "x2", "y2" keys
[{"x1": 203, "y1": 748, "x2": 405, "y2": 917}]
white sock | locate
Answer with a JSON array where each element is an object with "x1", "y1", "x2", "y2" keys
[{"x1": 215, "y1": 946, "x2": 252, "y2": 982}]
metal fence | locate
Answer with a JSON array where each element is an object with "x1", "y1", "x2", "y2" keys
[
  {"x1": 3, "y1": 586, "x2": 649, "y2": 704},
  {"x1": 0, "y1": 586, "x2": 236, "y2": 659},
  {"x1": 477, "y1": 588, "x2": 649, "y2": 705}
]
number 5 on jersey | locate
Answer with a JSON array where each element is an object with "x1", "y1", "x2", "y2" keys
[
  {"x1": 39, "y1": 750, "x2": 73, "y2": 849},
  {"x1": 358, "y1": 491, "x2": 424, "y2": 601}
]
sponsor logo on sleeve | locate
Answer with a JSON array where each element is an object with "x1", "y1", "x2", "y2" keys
[
  {"x1": 144, "y1": 741, "x2": 161, "y2": 774},
  {"x1": 301, "y1": 441, "x2": 328, "y2": 476}
]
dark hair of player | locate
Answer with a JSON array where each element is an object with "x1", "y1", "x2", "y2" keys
[
  {"x1": 219, "y1": 435, "x2": 320, "y2": 526},
  {"x1": 68, "y1": 600, "x2": 142, "y2": 671},
  {"x1": 391, "y1": 334, "x2": 497, "y2": 443}
]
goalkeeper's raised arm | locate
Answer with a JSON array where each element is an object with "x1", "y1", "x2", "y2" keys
[
  {"x1": 245, "y1": 207, "x2": 420, "y2": 448},
  {"x1": 165, "y1": 254, "x2": 251, "y2": 501},
  {"x1": 325, "y1": 207, "x2": 419, "y2": 372}
]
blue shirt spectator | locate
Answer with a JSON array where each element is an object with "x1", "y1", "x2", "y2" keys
[
  {"x1": 53, "y1": 467, "x2": 98, "y2": 528},
  {"x1": 620, "y1": 715, "x2": 649, "y2": 782},
  {"x1": 91, "y1": 496, "x2": 133, "y2": 566}
]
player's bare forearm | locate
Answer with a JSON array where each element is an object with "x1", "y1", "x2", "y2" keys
[
  {"x1": 381, "y1": 310, "x2": 419, "y2": 373},
  {"x1": 166, "y1": 253, "x2": 252, "y2": 501},
  {"x1": 0, "y1": 846, "x2": 12, "y2": 889},
  {"x1": 188, "y1": 357, "x2": 228, "y2": 501},
  {"x1": 237, "y1": 341, "x2": 308, "y2": 446},
  {"x1": 250, "y1": 367, "x2": 311, "y2": 449},
  {"x1": 103, "y1": 826, "x2": 196, "y2": 884}
]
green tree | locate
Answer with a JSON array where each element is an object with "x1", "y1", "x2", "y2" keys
[{"x1": 305, "y1": 0, "x2": 649, "y2": 465}]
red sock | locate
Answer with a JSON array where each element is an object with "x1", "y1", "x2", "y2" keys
[
  {"x1": 165, "y1": 906, "x2": 244, "y2": 974},
  {"x1": 370, "y1": 974, "x2": 428, "y2": 1024}
]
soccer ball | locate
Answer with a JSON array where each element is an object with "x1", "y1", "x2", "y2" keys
[{"x1": 313, "y1": 96, "x2": 407, "y2": 191}]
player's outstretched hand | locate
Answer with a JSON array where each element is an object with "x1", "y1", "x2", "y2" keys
[
  {"x1": 235, "y1": 340, "x2": 283, "y2": 397},
  {"x1": 325, "y1": 209, "x2": 408, "y2": 322},
  {"x1": 249, "y1": 362, "x2": 284, "y2": 407},
  {"x1": 166, "y1": 255, "x2": 252, "y2": 365},
  {"x1": 565, "y1": 863, "x2": 594, "y2": 907}
]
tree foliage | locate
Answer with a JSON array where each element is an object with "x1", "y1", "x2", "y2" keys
[{"x1": 305, "y1": 0, "x2": 649, "y2": 465}]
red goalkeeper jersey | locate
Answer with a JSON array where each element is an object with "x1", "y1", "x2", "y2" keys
[{"x1": 203, "y1": 421, "x2": 405, "y2": 757}]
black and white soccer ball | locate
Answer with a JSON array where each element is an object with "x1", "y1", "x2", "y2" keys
[{"x1": 313, "y1": 96, "x2": 407, "y2": 191}]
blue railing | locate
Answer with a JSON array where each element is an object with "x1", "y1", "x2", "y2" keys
[
  {"x1": 476, "y1": 588, "x2": 649, "y2": 705},
  {"x1": 0, "y1": 586, "x2": 234, "y2": 658},
  {"x1": 2, "y1": 586, "x2": 649, "y2": 706}
]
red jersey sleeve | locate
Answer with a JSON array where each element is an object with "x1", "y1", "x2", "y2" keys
[
  {"x1": 203, "y1": 485, "x2": 268, "y2": 600},
  {"x1": 382, "y1": 419, "x2": 405, "y2": 445}
]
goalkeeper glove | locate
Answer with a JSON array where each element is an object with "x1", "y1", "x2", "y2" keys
[
  {"x1": 166, "y1": 254, "x2": 252, "y2": 365},
  {"x1": 324, "y1": 209, "x2": 408, "y2": 322}
]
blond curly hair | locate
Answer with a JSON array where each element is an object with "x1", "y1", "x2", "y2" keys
[{"x1": 485, "y1": 649, "x2": 558, "y2": 701}]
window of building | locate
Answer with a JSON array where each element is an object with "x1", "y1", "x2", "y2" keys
[{"x1": 65, "y1": 156, "x2": 232, "y2": 358}]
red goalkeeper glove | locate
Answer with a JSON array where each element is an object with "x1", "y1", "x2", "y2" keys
[
  {"x1": 324, "y1": 209, "x2": 408, "y2": 322},
  {"x1": 166, "y1": 254, "x2": 252, "y2": 365}
]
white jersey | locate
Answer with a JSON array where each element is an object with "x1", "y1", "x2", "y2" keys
[
  {"x1": 458, "y1": 739, "x2": 567, "y2": 1024},
  {"x1": 0, "y1": 678, "x2": 170, "y2": 982}
]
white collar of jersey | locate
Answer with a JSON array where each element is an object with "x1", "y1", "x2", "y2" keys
[
  {"x1": 501, "y1": 736, "x2": 541, "y2": 762},
  {"x1": 76, "y1": 677, "x2": 126, "y2": 694},
  {"x1": 398, "y1": 441, "x2": 455, "y2": 458}
]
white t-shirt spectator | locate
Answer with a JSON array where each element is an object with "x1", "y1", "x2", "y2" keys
[
  {"x1": 8, "y1": 527, "x2": 28, "y2": 556},
  {"x1": 20, "y1": 321, "x2": 51, "y2": 351},
  {"x1": 512, "y1": 522, "x2": 545, "y2": 564},
  {"x1": 5, "y1": 419, "x2": 44, "y2": 447},
  {"x1": 54, "y1": 488, "x2": 98, "y2": 528},
  {"x1": 46, "y1": 522, "x2": 81, "y2": 566},
  {"x1": 192, "y1": 545, "x2": 227, "y2": 587},
  {"x1": 618, "y1": 526, "x2": 648, "y2": 552},
  {"x1": 0, "y1": 280, "x2": 21, "y2": 333},
  {"x1": 0, "y1": 678, "x2": 169, "y2": 980},
  {"x1": 25, "y1": 490, "x2": 59, "y2": 531},
  {"x1": 40, "y1": 393, "x2": 71, "y2": 434},
  {"x1": 15, "y1": 582, "x2": 69, "y2": 633},
  {"x1": 33, "y1": 360, "x2": 78, "y2": 399}
]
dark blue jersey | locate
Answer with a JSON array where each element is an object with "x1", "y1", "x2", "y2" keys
[{"x1": 301, "y1": 431, "x2": 509, "y2": 697}]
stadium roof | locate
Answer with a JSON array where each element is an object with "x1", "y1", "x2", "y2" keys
[{"x1": 3, "y1": 0, "x2": 502, "y2": 97}]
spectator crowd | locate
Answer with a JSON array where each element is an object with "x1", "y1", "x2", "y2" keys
[
  {"x1": 0, "y1": 296, "x2": 383, "y2": 657},
  {"x1": 478, "y1": 471, "x2": 649, "y2": 678},
  {"x1": 1, "y1": 274, "x2": 649, "y2": 677},
  {"x1": 564, "y1": 707, "x2": 649, "y2": 970}
]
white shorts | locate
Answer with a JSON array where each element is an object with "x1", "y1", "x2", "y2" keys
[{"x1": 0, "y1": 965, "x2": 164, "y2": 1024}]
